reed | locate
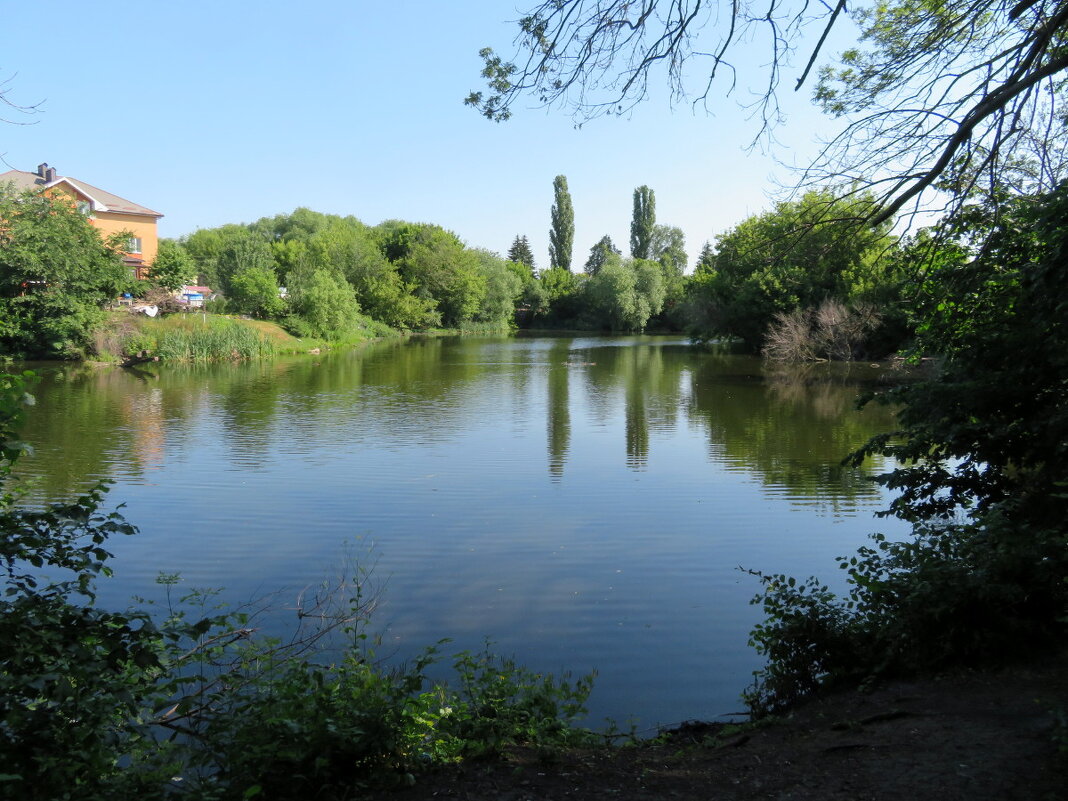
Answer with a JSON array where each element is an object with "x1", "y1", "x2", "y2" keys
[{"x1": 139, "y1": 315, "x2": 275, "y2": 362}]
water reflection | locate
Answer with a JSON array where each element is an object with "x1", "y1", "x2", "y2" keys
[
  {"x1": 14, "y1": 336, "x2": 909, "y2": 727},
  {"x1": 19, "y1": 337, "x2": 898, "y2": 514},
  {"x1": 545, "y1": 339, "x2": 572, "y2": 480}
]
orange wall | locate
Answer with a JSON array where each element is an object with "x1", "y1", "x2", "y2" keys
[
  {"x1": 44, "y1": 183, "x2": 159, "y2": 266},
  {"x1": 92, "y1": 211, "x2": 159, "y2": 264}
]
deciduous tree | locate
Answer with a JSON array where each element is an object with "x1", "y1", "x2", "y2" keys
[
  {"x1": 688, "y1": 189, "x2": 897, "y2": 349},
  {"x1": 584, "y1": 234, "x2": 620, "y2": 275},
  {"x1": 630, "y1": 186, "x2": 656, "y2": 259},
  {"x1": 150, "y1": 239, "x2": 197, "y2": 292},
  {"x1": 548, "y1": 175, "x2": 575, "y2": 271},
  {"x1": 0, "y1": 187, "x2": 131, "y2": 358}
]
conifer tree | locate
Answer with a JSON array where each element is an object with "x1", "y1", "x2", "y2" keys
[
  {"x1": 584, "y1": 234, "x2": 620, "y2": 275},
  {"x1": 697, "y1": 241, "x2": 714, "y2": 270},
  {"x1": 507, "y1": 234, "x2": 536, "y2": 272},
  {"x1": 548, "y1": 175, "x2": 574, "y2": 271}
]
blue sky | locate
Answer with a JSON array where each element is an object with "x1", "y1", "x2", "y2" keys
[{"x1": 3, "y1": 1, "x2": 838, "y2": 271}]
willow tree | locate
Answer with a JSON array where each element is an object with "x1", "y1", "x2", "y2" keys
[
  {"x1": 468, "y1": 0, "x2": 1068, "y2": 225},
  {"x1": 548, "y1": 175, "x2": 575, "y2": 270}
]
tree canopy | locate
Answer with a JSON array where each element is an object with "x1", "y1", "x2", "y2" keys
[
  {"x1": 0, "y1": 186, "x2": 131, "y2": 358},
  {"x1": 629, "y1": 185, "x2": 656, "y2": 259},
  {"x1": 507, "y1": 234, "x2": 536, "y2": 272},
  {"x1": 688, "y1": 189, "x2": 898, "y2": 348},
  {"x1": 548, "y1": 175, "x2": 575, "y2": 270},
  {"x1": 584, "y1": 234, "x2": 621, "y2": 275}
]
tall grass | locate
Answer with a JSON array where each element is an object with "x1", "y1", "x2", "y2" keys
[{"x1": 139, "y1": 315, "x2": 275, "y2": 361}]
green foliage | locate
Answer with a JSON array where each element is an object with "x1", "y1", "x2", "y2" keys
[
  {"x1": 583, "y1": 255, "x2": 665, "y2": 331},
  {"x1": 179, "y1": 209, "x2": 536, "y2": 334},
  {"x1": 182, "y1": 225, "x2": 270, "y2": 297},
  {"x1": 0, "y1": 372, "x2": 159, "y2": 800},
  {"x1": 507, "y1": 234, "x2": 536, "y2": 273},
  {"x1": 228, "y1": 265, "x2": 285, "y2": 320},
  {"x1": 298, "y1": 216, "x2": 438, "y2": 329},
  {"x1": 442, "y1": 644, "x2": 597, "y2": 754},
  {"x1": 0, "y1": 185, "x2": 132, "y2": 359},
  {"x1": 385, "y1": 223, "x2": 487, "y2": 327},
  {"x1": 548, "y1": 175, "x2": 574, "y2": 270},
  {"x1": 470, "y1": 248, "x2": 523, "y2": 327},
  {"x1": 285, "y1": 266, "x2": 361, "y2": 339},
  {"x1": 150, "y1": 239, "x2": 197, "y2": 292},
  {"x1": 629, "y1": 186, "x2": 655, "y2": 259},
  {"x1": 856, "y1": 186, "x2": 1068, "y2": 525},
  {"x1": 584, "y1": 234, "x2": 620, "y2": 276},
  {"x1": 687, "y1": 189, "x2": 899, "y2": 350},
  {"x1": 745, "y1": 183, "x2": 1068, "y2": 716},
  {"x1": 651, "y1": 224, "x2": 686, "y2": 274}
]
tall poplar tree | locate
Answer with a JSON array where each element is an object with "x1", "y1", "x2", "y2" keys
[
  {"x1": 630, "y1": 185, "x2": 656, "y2": 259},
  {"x1": 548, "y1": 175, "x2": 574, "y2": 271}
]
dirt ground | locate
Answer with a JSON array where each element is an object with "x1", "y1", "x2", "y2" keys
[{"x1": 392, "y1": 658, "x2": 1067, "y2": 801}]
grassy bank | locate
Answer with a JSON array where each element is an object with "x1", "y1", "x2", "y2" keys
[{"x1": 93, "y1": 310, "x2": 395, "y2": 362}]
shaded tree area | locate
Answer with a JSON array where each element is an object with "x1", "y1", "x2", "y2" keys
[
  {"x1": 746, "y1": 179, "x2": 1068, "y2": 714},
  {"x1": 0, "y1": 186, "x2": 132, "y2": 359}
]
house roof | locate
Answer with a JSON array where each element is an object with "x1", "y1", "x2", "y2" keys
[{"x1": 0, "y1": 168, "x2": 163, "y2": 218}]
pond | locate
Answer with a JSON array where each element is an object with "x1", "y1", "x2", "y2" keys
[{"x1": 17, "y1": 334, "x2": 910, "y2": 730}]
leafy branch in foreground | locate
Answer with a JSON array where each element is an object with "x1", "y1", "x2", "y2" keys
[{"x1": 471, "y1": 0, "x2": 1068, "y2": 226}]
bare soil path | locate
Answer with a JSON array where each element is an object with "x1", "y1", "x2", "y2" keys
[{"x1": 393, "y1": 659, "x2": 1067, "y2": 800}]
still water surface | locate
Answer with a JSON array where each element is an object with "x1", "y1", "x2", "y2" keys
[{"x1": 20, "y1": 335, "x2": 909, "y2": 728}]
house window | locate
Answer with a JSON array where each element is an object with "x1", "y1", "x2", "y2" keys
[
  {"x1": 76, "y1": 200, "x2": 91, "y2": 216},
  {"x1": 127, "y1": 237, "x2": 143, "y2": 254}
]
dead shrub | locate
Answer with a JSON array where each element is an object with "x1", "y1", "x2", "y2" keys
[{"x1": 763, "y1": 300, "x2": 882, "y2": 362}]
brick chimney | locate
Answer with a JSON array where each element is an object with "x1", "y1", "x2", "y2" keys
[{"x1": 36, "y1": 163, "x2": 57, "y2": 183}]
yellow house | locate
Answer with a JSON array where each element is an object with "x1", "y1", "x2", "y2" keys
[{"x1": 0, "y1": 163, "x2": 163, "y2": 280}]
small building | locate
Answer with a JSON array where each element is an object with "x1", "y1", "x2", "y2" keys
[
  {"x1": 179, "y1": 285, "x2": 211, "y2": 307},
  {"x1": 0, "y1": 163, "x2": 163, "y2": 281}
]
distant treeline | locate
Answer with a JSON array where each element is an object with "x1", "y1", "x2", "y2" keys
[{"x1": 2, "y1": 179, "x2": 915, "y2": 360}]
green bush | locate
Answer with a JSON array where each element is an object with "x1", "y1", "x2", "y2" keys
[{"x1": 120, "y1": 331, "x2": 158, "y2": 356}]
